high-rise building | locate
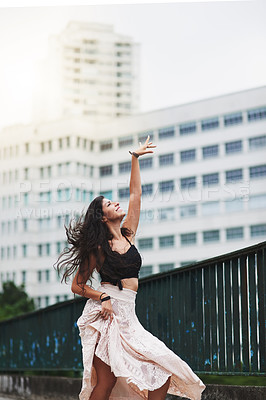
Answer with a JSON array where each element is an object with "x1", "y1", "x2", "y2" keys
[
  {"x1": 1, "y1": 86, "x2": 266, "y2": 308},
  {"x1": 33, "y1": 21, "x2": 140, "y2": 123}
]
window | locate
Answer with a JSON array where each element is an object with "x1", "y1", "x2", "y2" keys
[
  {"x1": 57, "y1": 188, "x2": 71, "y2": 202},
  {"x1": 37, "y1": 270, "x2": 42, "y2": 282},
  {"x1": 249, "y1": 135, "x2": 266, "y2": 150},
  {"x1": 180, "y1": 176, "x2": 196, "y2": 189},
  {"x1": 202, "y1": 201, "x2": 220, "y2": 216},
  {"x1": 202, "y1": 145, "x2": 219, "y2": 159},
  {"x1": 22, "y1": 271, "x2": 26, "y2": 284},
  {"x1": 45, "y1": 296, "x2": 50, "y2": 307},
  {"x1": 201, "y1": 117, "x2": 219, "y2": 131},
  {"x1": 226, "y1": 227, "x2": 244, "y2": 240},
  {"x1": 23, "y1": 219, "x2": 28, "y2": 231},
  {"x1": 225, "y1": 140, "x2": 242, "y2": 154},
  {"x1": 202, "y1": 173, "x2": 219, "y2": 186},
  {"x1": 180, "y1": 204, "x2": 196, "y2": 218},
  {"x1": 118, "y1": 136, "x2": 133, "y2": 147},
  {"x1": 24, "y1": 168, "x2": 29, "y2": 180},
  {"x1": 247, "y1": 106, "x2": 266, "y2": 122},
  {"x1": 158, "y1": 126, "x2": 175, "y2": 139},
  {"x1": 100, "y1": 190, "x2": 112, "y2": 200},
  {"x1": 118, "y1": 187, "x2": 130, "y2": 199},
  {"x1": 180, "y1": 149, "x2": 196, "y2": 163},
  {"x1": 100, "y1": 165, "x2": 113, "y2": 177},
  {"x1": 138, "y1": 132, "x2": 153, "y2": 143},
  {"x1": 226, "y1": 169, "x2": 243, "y2": 183},
  {"x1": 159, "y1": 235, "x2": 174, "y2": 248},
  {"x1": 179, "y1": 122, "x2": 196, "y2": 135},
  {"x1": 159, "y1": 153, "x2": 174, "y2": 166},
  {"x1": 249, "y1": 165, "x2": 266, "y2": 179},
  {"x1": 38, "y1": 244, "x2": 43, "y2": 256},
  {"x1": 56, "y1": 242, "x2": 62, "y2": 254},
  {"x1": 180, "y1": 233, "x2": 197, "y2": 246},
  {"x1": 139, "y1": 265, "x2": 153, "y2": 278},
  {"x1": 250, "y1": 224, "x2": 266, "y2": 237},
  {"x1": 138, "y1": 238, "x2": 153, "y2": 250},
  {"x1": 40, "y1": 191, "x2": 52, "y2": 203},
  {"x1": 82, "y1": 190, "x2": 92, "y2": 203},
  {"x1": 142, "y1": 184, "x2": 153, "y2": 196},
  {"x1": 224, "y1": 112, "x2": 243, "y2": 127},
  {"x1": 248, "y1": 194, "x2": 266, "y2": 209},
  {"x1": 57, "y1": 215, "x2": 63, "y2": 228},
  {"x1": 203, "y1": 230, "x2": 220, "y2": 242},
  {"x1": 100, "y1": 140, "x2": 113, "y2": 151},
  {"x1": 225, "y1": 197, "x2": 244, "y2": 213},
  {"x1": 159, "y1": 180, "x2": 174, "y2": 192},
  {"x1": 119, "y1": 161, "x2": 131, "y2": 174},
  {"x1": 23, "y1": 193, "x2": 29, "y2": 206},
  {"x1": 159, "y1": 263, "x2": 174, "y2": 273},
  {"x1": 75, "y1": 188, "x2": 81, "y2": 201},
  {"x1": 45, "y1": 270, "x2": 50, "y2": 282},
  {"x1": 158, "y1": 207, "x2": 175, "y2": 221},
  {"x1": 22, "y1": 244, "x2": 27, "y2": 257},
  {"x1": 46, "y1": 243, "x2": 51, "y2": 256},
  {"x1": 139, "y1": 209, "x2": 154, "y2": 224},
  {"x1": 139, "y1": 157, "x2": 153, "y2": 169}
]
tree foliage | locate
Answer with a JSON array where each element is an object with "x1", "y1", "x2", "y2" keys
[{"x1": 0, "y1": 281, "x2": 35, "y2": 321}]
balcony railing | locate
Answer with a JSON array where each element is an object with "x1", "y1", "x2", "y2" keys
[{"x1": 0, "y1": 241, "x2": 265, "y2": 375}]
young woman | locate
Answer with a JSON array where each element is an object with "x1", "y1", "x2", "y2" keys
[{"x1": 56, "y1": 136, "x2": 206, "y2": 400}]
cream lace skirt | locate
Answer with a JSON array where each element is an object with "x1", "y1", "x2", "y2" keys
[{"x1": 77, "y1": 283, "x2": 206, "y2": 400}]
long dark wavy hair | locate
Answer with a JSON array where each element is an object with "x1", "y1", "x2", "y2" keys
[{"x1": 54, "y1": 195, "x2": 133, "y2": 291}]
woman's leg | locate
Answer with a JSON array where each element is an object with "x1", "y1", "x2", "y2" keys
[
  {"x1": 89, "y1": 354, "x2": 117, "y2": 400},
  {"x1": 148, "y1": 376, "x2": 171, "y2": 400}
]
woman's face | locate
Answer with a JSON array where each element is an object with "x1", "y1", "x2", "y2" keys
[{"x1": 101, "y1": 198, "x2": 126, "y2": 222}]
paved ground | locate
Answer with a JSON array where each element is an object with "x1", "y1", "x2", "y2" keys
[{"x1": 0, "y1": 397, "x2": 18, "y2": 400}]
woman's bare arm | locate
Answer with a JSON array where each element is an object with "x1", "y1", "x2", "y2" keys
[
  {"x1": 71, "y1": 252, "x2": 104, "y2": 301},
  {"x1": 122, "y1": 136, "x2": 156, "y2": 237}
]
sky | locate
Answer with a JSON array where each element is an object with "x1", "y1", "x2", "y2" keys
[{"x1": 0, "y1": 0, "x2": 265, "y2": 130}]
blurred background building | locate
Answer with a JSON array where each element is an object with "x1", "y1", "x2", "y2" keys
[
  {"x1": 33, "y1": 21, "x2": 140, "y2": 123},
  {"x1": 1, "y1": 85, "x2": 266, "y2": 308}
]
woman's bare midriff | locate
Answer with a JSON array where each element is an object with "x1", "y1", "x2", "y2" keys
[{"x1": 101, "y1": 277, "x2": 139, "y2": 292}]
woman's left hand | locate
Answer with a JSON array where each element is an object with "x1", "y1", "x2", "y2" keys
[{"x1": 134, "y1": 135, "x2": 156, "y2": 156}]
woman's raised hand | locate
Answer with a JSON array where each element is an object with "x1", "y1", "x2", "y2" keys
[{"x1": 135, "y1": 135, "x2": 156, "y2": 156}]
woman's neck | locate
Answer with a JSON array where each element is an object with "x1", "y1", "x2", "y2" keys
[{"x1": 106, "y1": 221, "x2": 123, "y2": 241}]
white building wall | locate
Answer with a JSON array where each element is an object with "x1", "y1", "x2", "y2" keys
[
  {"x1": 1, "y1": 86, "x2": 266, "y2": 308},
  {"x1": 33, "y1": 21, "x2": 140, "y2": 124}
]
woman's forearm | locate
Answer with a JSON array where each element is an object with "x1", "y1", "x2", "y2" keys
[
  {"x1": 129, "y1": 155, "x2": 142, "y2": 195},
  {"x1": 71, "y1": 282, "x2": 104, "y2": 301}
]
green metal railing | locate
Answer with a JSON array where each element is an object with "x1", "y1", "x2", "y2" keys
[
  {"x1": 0, "y1": 241, "x2": 265, "y2": 375},
  {"x1": 136, "y1": 241, "x2": 266, "y2": 375}
]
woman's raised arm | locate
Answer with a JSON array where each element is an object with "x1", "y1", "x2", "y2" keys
[{"x1": 122, "y1": 136, "x2": 156, "y2": 237}]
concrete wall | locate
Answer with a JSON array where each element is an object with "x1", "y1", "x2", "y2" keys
[{"x1": 1, "y1": 375, "x2": 266, "y2": 400}]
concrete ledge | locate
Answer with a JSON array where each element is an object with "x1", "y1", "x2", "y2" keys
[{"x1": 0, "y1": 375, "x2": 266, "y2": 400}]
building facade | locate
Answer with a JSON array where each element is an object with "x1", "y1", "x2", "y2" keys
[
  {"x1": 33, "y1": 21, "x2": 140, "y2": 123},
  {"x1": 1, "y1": 86, "x2": 266, "y2": 307}
]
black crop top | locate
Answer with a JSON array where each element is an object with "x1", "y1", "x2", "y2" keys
[{"x1": 99, "y1": 235, "x2": 142, "y2": 290}]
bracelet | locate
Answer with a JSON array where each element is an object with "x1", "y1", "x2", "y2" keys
[
  {"x1": 129, "y1": 151, "x2": 139, "y2": 158},
  {"x1": 99, "y1": 292, "x2": 107, "y2": 301},
  {"x1": 101, "y1": 295, "x2": 111, "y2": 303}
]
